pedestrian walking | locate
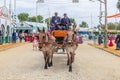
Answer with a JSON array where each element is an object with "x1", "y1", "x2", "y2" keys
[
  {"x1": 18, "y1": 32, "x2": 22, "y2": 42},
  {"x1": 22, "y1": 32, "x2": 25, "y2": 42},
  {"x1": 98, "y1": 34, "x2": 103, "y2": 45},
  {"x1": 115, "y1": 34, "x2": 120, "y2": 50},
  {"x1": 77, "y1": 34, "x2": 83, "y2": 44},
  {"x1": 33, "y1": 36, "x2": 38, "y2": 51},
  {"x1": 12, "y1": 31, "x2": 17, "y2": 43},
  {"x1": 108, "y1": 35, "x2": 114, "y2": 47}
]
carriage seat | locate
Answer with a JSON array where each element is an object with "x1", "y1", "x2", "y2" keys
[
  {"x1": 52, "y1": 30, "x2": 67, "y2": 44},
  {"x1": 52, "y1": 30, "x2": 67, "y2": 37}
]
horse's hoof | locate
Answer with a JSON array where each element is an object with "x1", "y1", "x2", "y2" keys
[
  {"x1": 69, "y1": 69, "x2": 72, "y2": 72},
  {"x1": 48, "y1": 63, "x2": 51, "y2": 67},
  {"x1": 44, "y1": 66, "x2": 48, "y2": 69},
  {"x1": 50, "y1": 63, "x2": 53, "y2": 66},
  {"x1": 69, "y1": 66, "x2": 72, "y2": 72},
  {"x1": 67, "y1": 61, "x2": 69, "y2": 66},
  {"x1": 67, "y1": 63, "x2": 69, "y2": 66}
]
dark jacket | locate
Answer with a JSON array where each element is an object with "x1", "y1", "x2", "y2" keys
[
  {"x1": 51, "y1": 16, "x2": 61, "y2": 25},
  {"x1": 61, "y1": 17, "x2": 71, "y2": 26}
]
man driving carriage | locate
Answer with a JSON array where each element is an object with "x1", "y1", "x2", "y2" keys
[
  {"x1": 50, "y1": 12, "x2": 72, "y2": 52},
  {"x1": 61, "y1": 13, "x2": 71, "y2": 30},
  {"x1": 50, "y1": 12, "x2": 61, "y2": 30},
  {"x1": 50, "y1": 12, "x2": 71, "y2": 31}
]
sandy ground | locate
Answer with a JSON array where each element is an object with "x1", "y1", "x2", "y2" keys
[{"x1": 0, "y1": 42, "x2": 120, "y2": 80}]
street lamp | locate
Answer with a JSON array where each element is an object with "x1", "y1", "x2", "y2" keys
[{"x1": 90, "y1": 0, "x2": 108, "y2": 48}]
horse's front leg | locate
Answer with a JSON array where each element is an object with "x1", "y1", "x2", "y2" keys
[
  {"x1": 69, "y1": 59, "x2": 72, "y2": 72},
  {"x1": 48, "y1": 55, "x2": 53, "y2": 67},
  {"x1": 47, "y1": 53, "x2": 51, "y2": 67},
  {"x1": 69, "y1": 52, "x2": 75, "y2": 72},
  {"x1": 69, "y1": 51, "x2": 75, "y2": 72},
  {"x1": 48, "y1": 48, "x2": 54, "y2": 67},
  {"x1": 67, "y1": 53, "x2": 69, "y2": 66},
  {"x1": 44, "y1": 51, "x2": 49, "y2": 69},
  {"x1": 50, "y1": 53, "x2": 53, "y2": 66},
  {"x1": 69, "y1": 52, "x2": 73, "y2": 72},
  {"x1": 44, "y1": 56, "x2": 47, "y2": 69}
]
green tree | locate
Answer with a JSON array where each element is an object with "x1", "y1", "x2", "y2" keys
[
  {"x1": 117, "y1": 0, "x2": 120, "y2": 11},
  {"x1": 18, "y1": 13, "x2": 29, "y2": 22},
  {"x1": 107, "y1": 23, "x2": 115, "y2": 30},
  {"x1": 28, "y1": 15, "x2": 43, "y2": 23},
  {"x1": 45, "y1": 17, "x2": 52, "y2": 24},
  {"x1": 70, "y1": 18, "x2": 76, "y2": 23},
  {"x1": 28, "y1": 16, "x2": 36, "y2": 22},
  {"x1": 79, "y1": 21, "x2": 88, "y2": 28},
  {"x1": 117, "y1": 23, "x2": 120, "y2": 30},
  {"x1": 37, "y1": 15, "x2": 43, "y2": 23}
]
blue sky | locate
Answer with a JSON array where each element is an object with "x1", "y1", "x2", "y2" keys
[{"x1": 0, "y1": 0, "x2": 119, "y2": 27}]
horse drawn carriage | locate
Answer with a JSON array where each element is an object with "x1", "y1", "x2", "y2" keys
[{"x1": 38, "y1": 24, "x2": 78, "y2": 72}]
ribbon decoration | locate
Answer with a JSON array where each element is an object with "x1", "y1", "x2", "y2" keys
[{"x1": 107, "y1": 13, "x2": 120, "y2": 18}]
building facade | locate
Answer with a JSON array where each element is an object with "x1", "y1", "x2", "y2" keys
[{"x1": 0, "y1": 6, "x2": 12, "y2": 44}]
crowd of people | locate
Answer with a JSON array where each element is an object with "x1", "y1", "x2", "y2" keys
[
  {"x1": 12, "y1": 31, "x2": 39, "y2": 43},
  {"x1": 89, "y1": 33, "x2": 120, "y2": 50}
]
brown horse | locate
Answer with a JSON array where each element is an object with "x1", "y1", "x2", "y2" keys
[
  {"x1": 64, "y1": 24, "x2": 78, "y2": 72},
  {"x1": 38, "y1": 28, "x2": 56, "y2": 69}
]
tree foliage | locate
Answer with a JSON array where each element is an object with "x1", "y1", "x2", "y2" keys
[
  {"x1": 18, "y1": 13, "x2": 29, "y2": 22},
  {"x1": 45, "y1": 17, "x2": 52, "y2": 24},
  {"x1": 116, "y1": 23, "x2": 120, "y2": 30},
  {"x1": 70, "y1": 18, "x2": 76, "y2": 24},
  {"x1": 37, "y1": 15, "x2": 43, "y2": 23},
  {"x1": 28, "y1": 15, "x2": 43, "y2": 23},
  {"x1": 107, "y1": 23, "x2": 116, "y2": 30},
  {"x1": 28, "y1": 16, "x2": 36, "y2": 22},
  {"x1": 117, "y1": 0, "x2": 120, "y2": 11},
  {"x1": 79, "y1": 21, "x2": 88, "y2": 28},
  {"x1": 18, "y1": 13, "x2": 43, "y2": 23},
  {"x1": 98, "y1": 22, "x2": 120, "y2": 30}
]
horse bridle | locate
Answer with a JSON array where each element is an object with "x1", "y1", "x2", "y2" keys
[
  {"x1": 65, "y1": 33, "x2": 76, "y2": 44},
  {"x1": 39, "y1": 33, "x2": 50, "y2": 47}
]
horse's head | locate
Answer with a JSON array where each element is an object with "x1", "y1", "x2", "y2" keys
[
  {"x1": 66, "y1": 25, "x2": 77, "y2": 45},
  {"x1": 38, "y1": 28, "x2": 49, "y2": 50}
]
